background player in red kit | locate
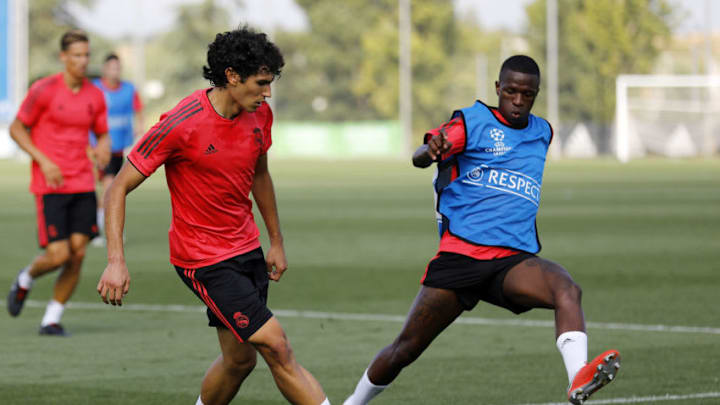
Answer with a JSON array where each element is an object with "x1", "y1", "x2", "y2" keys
[
  {"x1": 6, "y1": 29, "x2": 110, "y2": 336},
  {"x1": 96, "y1": 27, "x2": 330, "y2": 405}
]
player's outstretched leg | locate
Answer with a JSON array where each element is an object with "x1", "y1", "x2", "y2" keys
[
  {"x1": 250, "y1": 317, "x2": 329, "y2": 405},
  {"x1": 501, "y1": 257, "x2": 620, "y2": 403},
  {"x1": 343, "y1": 286, "x2": 464, "y2": 405}
]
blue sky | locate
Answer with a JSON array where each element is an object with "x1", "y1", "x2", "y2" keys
[{"x1": 69, "y1": 0, "x2": 719, "y2": 40}]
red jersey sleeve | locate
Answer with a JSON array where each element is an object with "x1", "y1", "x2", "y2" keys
[
  {"x1": 92, "y1": 94, "x2": 109, "y2": 135},
  {"x1": 16, "y1": 77, "x2": 54, "y2": 127},
  {"x1": 423, "y1": 116, "x2": 466, "y2": 160},
  {"x1": 261, "y1": 104, "x2": 273, "y2": 154},
  {"x1": 133, "y1": 90, "x2": 143, "y2": 112},
  {"x1": 127, "y1": 111, "x2": 180, "y2": 177}
]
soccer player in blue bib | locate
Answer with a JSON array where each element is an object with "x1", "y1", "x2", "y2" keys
[
  {"x1": 344, "y1": 56, "x2": 620, "y2": 405},
  {"x1": 90, "y1": 53, "x2": 143, "y2": 246}
]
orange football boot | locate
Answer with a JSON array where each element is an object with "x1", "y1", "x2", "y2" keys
[{"x1": 568, "y1": 350, "x2": 621, "y2": 404}]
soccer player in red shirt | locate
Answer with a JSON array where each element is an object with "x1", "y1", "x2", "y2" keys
[
  {"x1": 6, "y1": 29, "x2": 110, "y2": 336},
  {"x1": 97, "y1": 28, "x2": 330, "y2": 405}
]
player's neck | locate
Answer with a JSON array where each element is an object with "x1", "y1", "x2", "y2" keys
[
  {"x1": 208, "y1": 87, "x2": 242, "y2": 119},
  {"x1": 102, "y1": 77, "x2": 121, "y2": 89},
  {"x1": 62, "y1": 71, "x2": 84, "y2": 93}
]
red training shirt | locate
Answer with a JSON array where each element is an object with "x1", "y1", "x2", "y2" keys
[
  {"x1": 127, "y1": 89, "x2": 273, "y2": 268},
  {"x1": 16, "y1": 73, "x2": 108, "y2": 195},
  {"x1": 423, "y1": 107, "x2": 522, "y2": 260}
]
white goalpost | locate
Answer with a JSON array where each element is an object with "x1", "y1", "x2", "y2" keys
[{"x1": 615, "y1": 74, "x2": 720, "y2": 162}]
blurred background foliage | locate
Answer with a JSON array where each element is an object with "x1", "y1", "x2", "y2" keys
[{"x1": 26, "y1": 0, "x2": 680, "y2": 139}]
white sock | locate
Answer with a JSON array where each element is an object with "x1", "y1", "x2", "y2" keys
[
  {"x1": 40, "y1": 300, "x2": 65, "y2": 327},
  {"x1": 556, "y1": 331, "x2": 588, "y2": 384},
  {"x1": 18, "y1": 265, "x2": 33, "y2": 289},
  {"x1": 97, "y1": 208, "x2": 105, "y2": 234},
  {"x1": 195, "y1": 395, "x2": 204, "y2": 405},
  {"x1": 320, "y1": 399, "x2": 331, "y2": 405},
  {"x1": 343, "y1": 369, "x2": 387, "y2": 405}
]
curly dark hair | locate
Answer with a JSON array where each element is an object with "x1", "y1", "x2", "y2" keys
[{"x1": 202, "y1": 26, "x2": 285, "y2": 87}]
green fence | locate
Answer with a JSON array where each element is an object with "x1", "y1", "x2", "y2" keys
[{"x1": 271, "y1": 121, "x2": 403, "y2": 158}]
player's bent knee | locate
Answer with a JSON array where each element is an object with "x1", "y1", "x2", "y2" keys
[
  {"x1": 69, "y1": 247, "x2": 87, "y2": 263},
  {"x1": 556, "y1": 279, "x2": 582, "y2": 306},
  {"x1": 224, "y1": 354, "x2": 257, "y2": 375},
  {"x1": 46, "y1": 246, "x2": 71, "y2": 267}
]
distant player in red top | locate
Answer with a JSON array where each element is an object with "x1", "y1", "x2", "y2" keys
[
  {"x1": 6, "y1": 29, "x2": 110, "y2": 336},
  {"x1": 97, "y1": 27, "x2": 330, "y2": 405}
]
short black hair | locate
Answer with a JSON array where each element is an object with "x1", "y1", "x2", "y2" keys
[
  {"x1": 104, "y1": 53, "x2": 119, "y2": 63},
  {"x1": 499, "y1": 55, "x2": 540, "y2": 82},
  {"x1": 202, "y1": 26, "x2": 285, "y2": 87},
  {"x1": 60, "y1": 29, "x2": 88, "y2": 51}
]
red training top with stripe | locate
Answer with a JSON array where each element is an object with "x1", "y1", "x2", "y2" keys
[
  {"x1": 127, "y1": 89, "x2": 273, "y2": 268},
  {"x1": 423, "y1": 108, "x2": 521, "y2": 261},
  {"x1": 16, "y1": 73, "x2": 109, "y2": 195}
]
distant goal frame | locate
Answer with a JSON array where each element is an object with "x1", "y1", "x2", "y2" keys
[{"x1": 615, "y1": 74, "x2": 720, "y2": 162}]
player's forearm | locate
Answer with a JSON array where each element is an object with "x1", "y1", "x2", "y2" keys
[
  {"x1": 252, "y1": 171, "x2": 284, "y2": 244},
  {"x1": 9, "y1": 119, "x2": 52, "y2": 165},
  {"x1": 104, "y1": 182, "x2": 128, "y2": 264}
]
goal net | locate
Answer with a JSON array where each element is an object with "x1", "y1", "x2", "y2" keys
[{"x1": 615, "y1": 74, "x2": 720, "y2": 162}]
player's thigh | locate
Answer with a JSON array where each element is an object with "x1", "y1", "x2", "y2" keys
[
  {"x1": 36, "y1": 193, "x2": 71, "y2": 247},
  {"x1": 217, "y1": 327, "x2": 257, "y2": 366},
  {"x1": 502, "y1": 256, "x2": 576, "y2": 308},
  {"x1": 395, "y1": 286, "x2": 464, "y2": 348},
  {"x1": 67, "y1": 192, "x2": 99, "y2": 238}
]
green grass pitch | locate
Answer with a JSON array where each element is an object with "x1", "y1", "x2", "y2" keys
[{"x1": 0, "y1": 157, "x2": 719, "y2": 404}]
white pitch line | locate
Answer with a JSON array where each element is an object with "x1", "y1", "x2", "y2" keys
[
  {"x1": 9, "y1": 300, "x2": 720, "y2": 336},
  {"x1": 515, "y1": 391, "x2": 720, "y2": 405}
]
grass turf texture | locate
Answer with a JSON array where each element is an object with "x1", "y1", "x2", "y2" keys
[{"x1": 1, "y1": 158, "x2": 719, "y2": 404}]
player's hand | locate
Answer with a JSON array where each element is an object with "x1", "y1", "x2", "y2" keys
[
  {"x1": 265, "y1": 240, "x2": 288, "y2": 282},
  {"x1": 95, "y1": 146, "x2": 111, "y2": 169},
  {"x1": 39, "y1": 159, "x2": 64, "y2": 188},
  {"x1": 97, "y1": 261, "x2": 131, "y2": 306},
  {"x1": 426, "y1": 129, "x2": 452, "y2": 161}
]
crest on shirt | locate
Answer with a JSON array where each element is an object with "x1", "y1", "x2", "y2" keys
[
  {"x1": 464, "y1": 164, "x2": 488, "y2": 185},
  {"x1": 485, "y1": 127, "x2": 512, "y2": 156},
  {"x1": 253, "y1": 128, "x2": 264, "y2": 150}
]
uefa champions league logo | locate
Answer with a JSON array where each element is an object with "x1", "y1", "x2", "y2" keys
[
  {"x1": 489, "y1": 128, "x2": 505, "y2": 142},
  {"x1": 486, "y1": 128, "x2": 512, "y2": 156}
]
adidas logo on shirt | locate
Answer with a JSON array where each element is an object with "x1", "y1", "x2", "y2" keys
[{"x1": 204, "y1": 144, "x2": 218, "y2": 155}]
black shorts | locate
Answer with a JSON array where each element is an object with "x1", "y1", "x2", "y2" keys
[
  {"x1": 422, "y1": 251, "x2": 536, "y2": 314},
  {"x1": 35, "y1": 192, "x2": 99, "y2": 248},
  {"x1": 175, "y1": 248, "x2": 273, "y2": 342},
  {"x1": 99, "y1": 153, "x2": 124, "y2": 177}
]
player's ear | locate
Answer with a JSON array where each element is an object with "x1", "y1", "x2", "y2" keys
[
  {"x1": 225, "y1": 68, "x2": 238, "y2": 86},
  {"x1": 495, "y1": 80, "x2": 500, "y2": 96}
]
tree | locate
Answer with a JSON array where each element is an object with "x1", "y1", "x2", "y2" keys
[
  {"x1": 525, "y1": 0, "x2": 674, "y2": 132},
  {"x1": 276, "y1": 0, "x2": 491, "y2": 139},
  {"x1": 143, "y1": 0, "x2": 232, "y2": 118}
]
